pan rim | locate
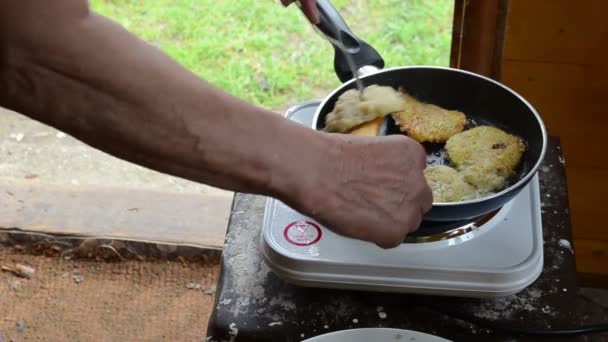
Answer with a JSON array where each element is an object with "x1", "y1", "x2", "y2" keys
[{"x1": 311, "y1": 65, "x2": 548, "y2": 207}]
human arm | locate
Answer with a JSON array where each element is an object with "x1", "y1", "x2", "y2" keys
[
  {"x1": 0, "y1": 0, "x2": 321, "y2": 197},
  {"x1": 0, "y1": 0, "x2": 432, "y2": 248}
]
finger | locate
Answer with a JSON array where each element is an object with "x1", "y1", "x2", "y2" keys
[
  {"x1": 346, "y1": 218, "x2": 402, "y2": 250},
  {"x1": 375, "y1": 235, "x2": 403, "y2": 249},
  {"x1": 376, "y1": 213, "x2": 422, "y2": 249},
  {"x1": 397, "y1": 135, "x2": 427, "y2": 169},
  {"x1": 407, "y1": 209, "x2": 423, "y2": 234},
  {"x1": 413, "y1": 142, "x2": 427, "y2": 169},
  {"x1": 421, "y1": 182, "x2": 433, "y2": 213}
]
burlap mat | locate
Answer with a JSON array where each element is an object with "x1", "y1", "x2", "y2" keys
[{"x1": 0, "y1": 248, "x2": 220, "y2": 341}]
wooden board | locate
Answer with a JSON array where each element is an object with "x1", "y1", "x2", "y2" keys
[{"x1": 0, "y1": 178, "x2": 233, "y2": 249}]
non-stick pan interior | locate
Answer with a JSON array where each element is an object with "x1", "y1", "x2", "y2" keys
[{"x1": 315, "y1": 67, "x2": 545, "y2": 187}]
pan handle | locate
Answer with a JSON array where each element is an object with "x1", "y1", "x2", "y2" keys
[{"x1": 298, "y1": 0, "x2": 385, "y2": 83}]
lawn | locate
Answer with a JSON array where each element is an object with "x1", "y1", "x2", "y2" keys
[{"x1": 90, "y1": 0, "x2": 454, "y2": 111}]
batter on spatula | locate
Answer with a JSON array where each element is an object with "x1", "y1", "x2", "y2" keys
[{"x1": 324, "y1": 85, "x2": 406, "y2": 133}]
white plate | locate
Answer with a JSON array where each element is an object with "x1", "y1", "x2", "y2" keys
[{"x1": 302, "y1": 328, "x2": 452, "y2": 342}]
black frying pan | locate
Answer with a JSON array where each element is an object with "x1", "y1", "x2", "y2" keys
[{"x1": 298, "y1": 0, "x2": 548, "y2": 222}]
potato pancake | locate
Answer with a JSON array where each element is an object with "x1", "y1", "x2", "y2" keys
[
  {"x1": 460, "y1": 162, "x2": 509, "y2": 195},
  {"x1": 392, "y1": 93, "x2": 467, "y2": 143},
  {"x1": 445, "y1": 125, "x2": 526, "y2": 193},
  {"x1": 424, "y1": 165, "x2": 477, "y2": 202}
]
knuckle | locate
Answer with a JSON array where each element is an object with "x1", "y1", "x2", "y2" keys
[
  {"x1": 406, "y1": 140, "x2": 427, "y2": 167},
  {"x1": 392, "y1": 137, "x2": 426, "y2": 169}
]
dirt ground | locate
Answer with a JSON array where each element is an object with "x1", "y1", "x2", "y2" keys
[{"x1": 0, "y1": 248, "x2": 221, "y2": 341}]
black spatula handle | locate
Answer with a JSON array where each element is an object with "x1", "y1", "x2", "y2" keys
[{"x1": 300, "y1": 0, "x2": 385, "y2": 83}]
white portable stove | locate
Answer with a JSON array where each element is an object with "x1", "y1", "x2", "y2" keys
[{"x1": 261, "y1": 100, "x2": 544, "y2": 299}]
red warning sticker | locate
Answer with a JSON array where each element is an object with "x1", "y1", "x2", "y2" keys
[{"x1": 283, "y1": 221, "x2": 322, "y2": 246}]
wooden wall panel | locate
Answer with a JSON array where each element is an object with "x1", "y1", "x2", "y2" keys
[
  {"x1": 504, "y1": 0, "x2": 608, "y2": 65},
  {"x1": 501, "y1": 0, "x2": 608, "y2": 284},
  {"x1": 567, "y1": 167, "x2": 608, "y2": 241},
  {"x1": 574, "y1": 239, "x2": 608, "y2": 287},
  {"x1": 501, "y1": 61, "x2": 608, "y2": 169}
]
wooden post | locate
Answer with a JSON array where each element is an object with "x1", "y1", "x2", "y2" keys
[{"x1": 450, "y1": 0, "x2": 509, "y2": 81}]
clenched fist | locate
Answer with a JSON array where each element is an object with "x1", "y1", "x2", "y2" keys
[{"x1": 286, "y1": 133, "x2": 433, "y2": 249}]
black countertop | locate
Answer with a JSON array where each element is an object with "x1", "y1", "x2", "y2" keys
[{"x1": 206, "y1": 137, "x2": 605, "y2": 342}]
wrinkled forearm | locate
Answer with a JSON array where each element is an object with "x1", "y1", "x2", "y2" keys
[{"x1": 0, "y1": 1, "x2": 328, "y2": 200}]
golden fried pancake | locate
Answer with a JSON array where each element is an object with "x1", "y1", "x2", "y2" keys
[
  {"x1": 392, "y1": 94, "x2": 467, "y2": 143},
  {"x1": 445, "y1": 125, "x2": 526, "y2": 193},
  {"x1": 424, "y1": 165, "x2": 477, "y2": 202}
]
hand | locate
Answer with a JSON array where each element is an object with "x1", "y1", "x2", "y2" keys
[
  {"x1": 281, "y1": 0, "x2": 320, "y2": 24},
  {"x1": 292, "y1": 134, "x2": 433, "y2": 249}
]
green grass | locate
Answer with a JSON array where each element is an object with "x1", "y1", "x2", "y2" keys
[{"x1": 90, "y1": 0, "x2": 454, "y2": 110}]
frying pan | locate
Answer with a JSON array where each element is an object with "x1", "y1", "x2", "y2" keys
[{"x1": 297, "y1": 0, "x2": 547, "y2": 222}]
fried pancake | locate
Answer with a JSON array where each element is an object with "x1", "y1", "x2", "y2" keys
[
  {"x1": 445, "y1": 125, "x2": 526, "y2": 193},
  {"x1": 424, "y1": 165, "x2": 477, "y2": 202},
  {"x1": 348, "y1": 117, "x2": 384, "y2": 136},
  {"x1": 459, "y1": 162, "x2": 509, "y2": 194},
  {"x1": 392, "y1": 93, "x2": 467, "y2": 143},
  {"x1": 324, "y1": 85, "x2": 406, "y2": 133}
]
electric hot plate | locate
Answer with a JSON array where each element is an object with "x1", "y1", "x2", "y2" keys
[{"x1": 260, "y1": 100, "x2": 543, "y2": 298}]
